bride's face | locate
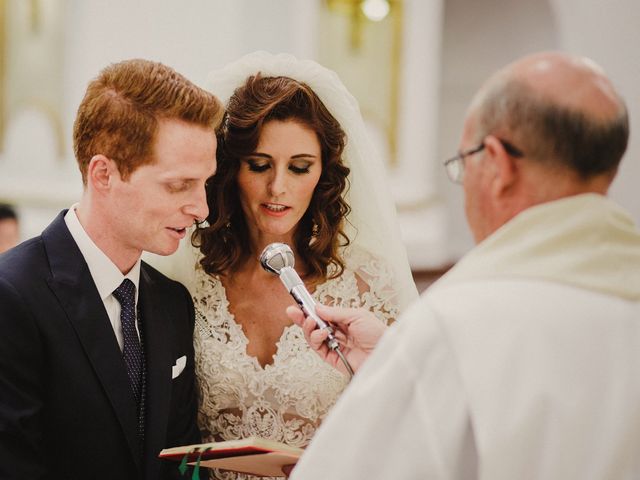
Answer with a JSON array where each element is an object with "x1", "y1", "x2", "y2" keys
[{"x1": 237, "y1": 119, "x2": 322, "y2": 245}]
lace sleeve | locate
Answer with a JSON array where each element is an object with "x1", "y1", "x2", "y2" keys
[{"x1": 344, "y1": 247, "x2": 400, "y2": 325}]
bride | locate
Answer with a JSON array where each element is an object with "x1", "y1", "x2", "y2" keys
[{"x1": 151, "y1": 51, "x2": 417, "y2": 479}]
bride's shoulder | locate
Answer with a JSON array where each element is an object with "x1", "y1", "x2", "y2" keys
[
  {"x1": 342, "y1": 245, "x2": 393, "y2": 277},
  {"x1": 192, "y1": 262, "x2": 223, "y2": 294}
]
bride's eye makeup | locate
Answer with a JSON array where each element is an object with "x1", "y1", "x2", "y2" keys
[
  {"x1": 244, "y1": 157, "x2": 315, "y2": 175},
  {"x1": 245, "y1": 158, "x2": 270, "y2": 172},
  {"x1": 289, "y1": 162, "x2": 312, "y2": 174}
]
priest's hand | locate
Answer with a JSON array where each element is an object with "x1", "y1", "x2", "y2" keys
[{"x1": 286, "y1": 304, "x2": 386, "y2": 375}]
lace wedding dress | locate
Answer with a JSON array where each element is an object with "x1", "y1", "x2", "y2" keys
[
  {"x1": 137, "y1": 51, "x2": 419, "y2": 480},
  {"x1": 193, "y1": 247, "x2": 399, "y2": 480}
]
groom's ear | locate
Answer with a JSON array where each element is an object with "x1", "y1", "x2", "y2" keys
[{"x1": 87, "y1": 154, "x2": 117, "y2": 192}]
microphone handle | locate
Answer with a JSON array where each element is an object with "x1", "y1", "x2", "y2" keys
[
  {"x1": 277, "y1": 265, "x2": 354, "y2": 377},
  {"x1": 289, "y1": 286, "x2": 340, "y2": 351},
  {"x1": 278, "y1": 268, "x2": 340, "y2": 351}
]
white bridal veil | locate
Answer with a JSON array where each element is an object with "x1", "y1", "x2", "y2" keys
[{"x1": 147, "y1": 51, "x2": 418, "y2": 310}]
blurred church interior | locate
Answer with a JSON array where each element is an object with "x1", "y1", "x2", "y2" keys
[{"x1": 0, "y1": 0, "x2": 638, "y2": 291}]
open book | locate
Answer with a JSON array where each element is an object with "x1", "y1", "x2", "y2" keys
[{"x1": 159, "y1": 437, "x2": 303, "y2": 477}]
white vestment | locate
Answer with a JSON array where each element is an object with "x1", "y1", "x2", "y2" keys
[{"x1": 292, "y1": 194, "x2": 640, "y2": 480}]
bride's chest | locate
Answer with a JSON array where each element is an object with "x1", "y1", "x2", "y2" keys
[
  {"x1": 225, "y1": 286, "x2": 296, "y2": 364},
  {"x1": 192, "y1": 273, "x2": 355, "y2": 393}
]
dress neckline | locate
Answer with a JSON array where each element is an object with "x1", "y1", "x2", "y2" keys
[{"x1": 212, "y1": 272, "x2": 335, "y2": 371}]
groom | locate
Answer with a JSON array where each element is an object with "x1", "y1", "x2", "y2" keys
[{"x1": 0, "y1": 59, "x2": 223, "y2": 479}]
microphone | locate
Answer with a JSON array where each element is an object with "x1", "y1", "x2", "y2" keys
[{"x1": 259, "y1": 243, "x2": 354, "y2": 377}]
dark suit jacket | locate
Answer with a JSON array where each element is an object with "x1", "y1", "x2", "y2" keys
[{"x1": 0, "y1": 212, "x2": 201, "y2": 479}]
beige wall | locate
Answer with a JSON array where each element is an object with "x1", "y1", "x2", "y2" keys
[{"x1": 1, "y1": 0, "x2": 638, "y2": 267}]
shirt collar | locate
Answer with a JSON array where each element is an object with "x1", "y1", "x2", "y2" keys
[{"x1": 64, "y1": 204, "x2": 141, "y2": 301}]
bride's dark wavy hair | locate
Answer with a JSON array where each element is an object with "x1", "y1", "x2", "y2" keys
[{"x1": 193, "y1": 73, "x2": 351, "y2": 283}]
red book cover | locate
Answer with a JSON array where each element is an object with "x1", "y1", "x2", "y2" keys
[{"x1": 159, "y1": 437, "x2": 303, "y2": 477}]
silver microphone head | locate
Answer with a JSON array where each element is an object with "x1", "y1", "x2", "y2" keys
[{"x1": 259, "y1": 242, "x2": 295, "y2": 275}]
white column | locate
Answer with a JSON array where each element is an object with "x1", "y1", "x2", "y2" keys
[
  {"x1": 288, "y1": 0, "x2": 320, "y2": 60},
  {"x1": 549, "y1": 0, "x2": 640, "y2": 224},
  {"x1": 391, "y1": 0, "x2": 448, "y2": 269}
]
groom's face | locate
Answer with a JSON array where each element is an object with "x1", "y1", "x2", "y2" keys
[{"x1": 109, "y1": 118, "x2": 217, "y2": 259}]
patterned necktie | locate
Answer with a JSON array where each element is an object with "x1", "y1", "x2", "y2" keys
[{"x1": 112, "y1": 279, "x2": 143, "y2": 407}]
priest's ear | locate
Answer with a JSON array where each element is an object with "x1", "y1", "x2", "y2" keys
[{"x1": 483, "y1": 135, "x2": 520, "y2": 198}]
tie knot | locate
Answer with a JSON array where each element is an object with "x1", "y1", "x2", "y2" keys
[{"x1": 113, "y1": 278, "x2": 136, "y2": 306}]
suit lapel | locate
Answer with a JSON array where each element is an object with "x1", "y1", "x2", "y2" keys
[
  {"x1": 42, "y1": 213, "x2": 143, "y2": 469},
  {"x1": 139, "y1": 265, "x2": 172, "y2": 466}
]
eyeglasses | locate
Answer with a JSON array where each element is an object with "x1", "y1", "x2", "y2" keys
[{"x1": 443, "y1": 138, "x2": 524, "y2": 184}]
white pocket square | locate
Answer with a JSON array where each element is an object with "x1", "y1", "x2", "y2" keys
[{"x1": 171, "y1": 355, "x2": 187, "y2": 379}]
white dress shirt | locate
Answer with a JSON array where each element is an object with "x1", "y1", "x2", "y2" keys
[{"x1": 65, "y1": 205, "x2": 141, "y2": 350}]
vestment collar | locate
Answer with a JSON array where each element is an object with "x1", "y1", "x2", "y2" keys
[{"x1": 438, "y1": 194, "x2": 640, "y2": 300}]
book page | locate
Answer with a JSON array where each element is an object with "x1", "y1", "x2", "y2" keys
[{"x1": 198, "y1": 452, "x2": 300, "y2": 477}]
